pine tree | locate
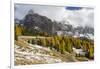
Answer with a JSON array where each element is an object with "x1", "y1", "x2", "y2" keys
[
  {"x1": 66, "y1": 39, "x2": 72, "y2": 53},
  {"x1": 76, "y1": 39, "x2": 81, "y2": 49},
  {"x1": 82, "y1": 41, "x2": 87, "y2": 51},
  {"x1": 61, "y1": 40, "x2": 66, "y2": 54},
  {"x1": 16, "y1": 24, "x2": 23, "y2": 36},
  {"x1": 58, "y1": 41, "x2": 61, "y2": 52},
  {"x1": 54, "y1": 36, "x2": 59, "y2": 50},
  {"x1": 41, "y1": 38, "x2": 47, "y2": 47},
  {"x1": 15, "y1": 24, "x2": 23, "y2": 40},
  {"x1": 52, "y1": 38, "x2": 55, "y2": 47},
  {"x1": 88, "y1": 43, "x2": 94, "y2": 59}
]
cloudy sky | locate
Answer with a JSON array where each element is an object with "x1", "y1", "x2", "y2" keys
[{"x1": 14, "y1": 4, "x2": 94, "y2": 27}]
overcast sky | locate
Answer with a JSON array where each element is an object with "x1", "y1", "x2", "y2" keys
[{"x1": 14, "y1": 4, "x2": 94, "y2": 27}]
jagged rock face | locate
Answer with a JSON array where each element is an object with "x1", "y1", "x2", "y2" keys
[{"x1": 23, "y1": 13, "x2": 54, "y2": 34}]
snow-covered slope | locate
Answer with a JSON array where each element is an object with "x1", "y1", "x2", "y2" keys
[
  {"x1": 14, "y1": 44, "x2": 62, "y2": 65},
  {"x1": 14, "y1": 40, "x2": 78, "y2": 65}
]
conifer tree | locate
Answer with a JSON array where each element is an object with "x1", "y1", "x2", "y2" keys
[
  {"x1": 89, "y1": 47, "x2": 94, "y2": 59},
  {"x1": 15, "y1": 24, "x2": 23, "y2": 40},
  {"x1": 41, "y1": 38, "x2": 47, "y2": 47},
  {"x1": 88, "y1": 43, "x2": 94, "y2": 59},
  {"x1": 61, "y1": 40, "x2": 66, "y2": 54},
  {"x1": 52, "y1": 38, "x2": 55, "y2": 47},
  {"x1": 76, "y1": 39, "x2": 81, "y2": 49},
  {"x1": 66, "y1": 39, "x2": 72, "y2": 53}
]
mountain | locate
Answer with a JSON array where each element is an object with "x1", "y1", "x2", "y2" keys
[
  {"x1": 15, "y1": 10, "x2": 94, "y2": 39},
  {"x1": 22, "y1": 12, "x2": 54, "y2": 35}
]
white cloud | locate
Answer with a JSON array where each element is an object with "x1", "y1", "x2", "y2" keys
[{"x1": 64, "y1": 8, "x2": 94, "y2": 27}]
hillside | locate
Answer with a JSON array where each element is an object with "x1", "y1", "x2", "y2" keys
[{"x1": 15, "y1": 40, "x2": 78, "y2": 65}]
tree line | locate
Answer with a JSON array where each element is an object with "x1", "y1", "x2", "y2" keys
[{"x1": 28, "y1": 35, "x2": 94, "y2": 59}]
